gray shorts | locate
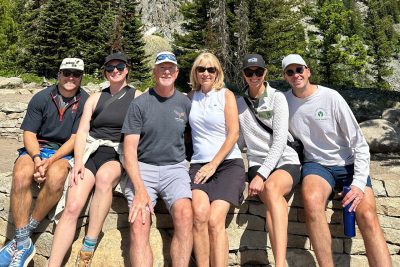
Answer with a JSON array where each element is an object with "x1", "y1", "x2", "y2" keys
[{"x1": 124, "y1": 160, "x2": 192, "y2": 211}]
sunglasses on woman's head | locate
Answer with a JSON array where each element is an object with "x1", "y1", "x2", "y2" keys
[
  {"x1": 243, "y1": 67, "x2": 265, "y2": 78},
  {"x1": 62, "y1": 70, "x2": 83, "y2": 78},
  {"x1": 285, "y1": 66, "x2": 306, "y2": 77},
  {"x1": 196, "y1": 66, "x2": 217, "y2": 74},
  {"x1": 105, "y1": 63, "x2": 126, "y2": 73}
]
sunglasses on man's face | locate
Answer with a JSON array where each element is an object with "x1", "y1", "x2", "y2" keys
[
  {"x1": 62, "y1": 70, "x2": 83, "y2": 78},
  {"x1": 105, "y1": 63, "x2": 126, "y2": 73},
  {"x1": 243, "y1": 67, "x2": 265, "y2": 78},
  {"x1": 196, "y1": 66, "x2": 217, "y2": 74},
  {"x1": 285, "y1": 66, "x2": 306, "y2": 77}
]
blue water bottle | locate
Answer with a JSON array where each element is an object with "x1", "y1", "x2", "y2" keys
[{"x1": 343, "y1": 186, "x2": 356, "y2": 237}]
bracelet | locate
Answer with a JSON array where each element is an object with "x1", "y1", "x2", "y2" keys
[{"x1": 31, "y1": 154, "x2": 42, "y2": 160}]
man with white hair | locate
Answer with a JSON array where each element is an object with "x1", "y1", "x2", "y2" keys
[
  {"x1": 0, "y1": 58, "x2": 88, "y2": 267},
  {"x1": 282, "y1": 54, "x2": 391, "y2": 267},
  {"x1": 122, "y1": 51, "x2": 193, "y2": 267}
]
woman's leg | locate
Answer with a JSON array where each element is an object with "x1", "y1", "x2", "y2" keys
[
  {"x1": 48, "y1": 169, "x2": 96, "y2": 267},
  {"x1": 208, "y1": 200, "x2": 230, "y2": 267},
  {"x1": 86, "y1": 160, "x2": 122, "y2": 238},
  {"x1": 192, "y1": 189, "x2": 211, "y2": 267},
  {"x1": 258, "y1": 169, "x2": 293, "y2": 267}
]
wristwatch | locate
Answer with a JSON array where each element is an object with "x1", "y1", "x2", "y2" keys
[{"x1": 31, "y1": 154, "x2": 42, "y2": 160}]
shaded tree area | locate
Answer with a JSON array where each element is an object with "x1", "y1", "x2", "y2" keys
[
  {"x1": 0, "y1": 0, "x2": 399, "y2": 90},
  {"x1": 174, "y1": 0, "x2": 307, "y2": 91},
  {"x1": 0, "y1": 0, "x2": 149, "y2": 86},
  {"x1": 174, "y1": 0, "x2": 400, "y2": 91}
]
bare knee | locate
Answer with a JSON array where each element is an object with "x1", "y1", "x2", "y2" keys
[
  {"x1": 264, "y1": 179, "x2": 280, "y2": 203},
  {"x1": 130, "y1": 220, "x2": 150, "y2": 243},
  {"x1": 208, "y1": 215, "x2": 225, "y2": 235},
  {"x1": 193, "y1": 205, "x2": 209, "y2": 227},
  {"x1": 94, "y1": 172, "x2": 115, "y2": 194},
  {"x1": 12, "y1": 169, "x2": 32, "y2": 193},
  {"x1": 173, "y1": 204, "x2": 193, "y2": 231},
  {"x1": 63, "y1": 199, "x2": 85, "y2": 219},
  {"x1": 46, "y1": 164, "x2": 68, "y2": 194},
  {"x1": 357, "y1": 206, "x2": 380, "y2": 232}
]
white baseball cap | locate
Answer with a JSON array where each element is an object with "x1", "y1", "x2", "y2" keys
[
  {"x1": 281, "y1": 54, "x2": 307, "y2": 70},
  {"x1": 59, "y1": 58, "x2": 84, "y2": 71}
]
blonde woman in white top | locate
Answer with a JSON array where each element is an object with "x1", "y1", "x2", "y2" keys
[{"x1": 188, "y1": 52, "x2": 246, "y2": 267}]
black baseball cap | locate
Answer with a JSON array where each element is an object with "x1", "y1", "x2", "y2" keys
[
  {"x1": 104, "y1": 52, "x2": 128, "y2": 66},
  {"x1": 242, "y1": 54, "x2": 266, "y2": 69}
]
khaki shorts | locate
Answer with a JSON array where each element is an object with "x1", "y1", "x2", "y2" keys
[{"x1": 124, "y1": 160, "x2": 192, "y2": 211}]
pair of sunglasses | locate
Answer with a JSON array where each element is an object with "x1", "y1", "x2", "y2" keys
[
  {"x1": 62, "y1": 70, "x2": 83, "y2": 78},
  {"x1": 156, "y1": 53, "x2": 177, "y2": 62},
  {"x1": 243, "y1": 67, "x2": 265, "y2": 77},
  {"x1": 285, "y1": 66, "x2": 306, "y2": 77},
  {"x1": 196, "y1": 66, "x2": 217, "y2": 74},
  {"x1": 105, "y1": 63, "x2": 126, "y2": 73}
]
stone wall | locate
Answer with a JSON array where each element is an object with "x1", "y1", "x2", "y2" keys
[
  {"x1": 0, "y1": 87, "x2": 399, "y2": 266},
  {"x1": 1, "y1": 170, "x2": 399, "y2": 266}
]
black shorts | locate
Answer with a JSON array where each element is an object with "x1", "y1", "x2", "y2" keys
[
  {"x1": 247, "y1": 164, "x2": 301, "y2": 189},
  {"x1": 85, "y1": 146, "x2": 121, "y2": 176},
  {"x1": 190, "y1": 158, "x2": 246, "y2": 206}
]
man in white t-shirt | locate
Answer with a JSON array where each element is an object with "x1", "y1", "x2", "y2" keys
[{"x1": 282, "y1": 54, "x2": 391, "y2": 267}]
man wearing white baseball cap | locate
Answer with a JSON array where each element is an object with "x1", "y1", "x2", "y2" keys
[
  {"x1": 122, "y1": 51, "x2": 193, "y2": 266},
  {"x1": 282, "y1": 54, "x2": 391, "y2": 266},
  {"x1": 0, "y1": 57, "x2": 88, "y2": 267}
]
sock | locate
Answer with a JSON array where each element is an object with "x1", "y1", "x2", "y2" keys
[
  {"x1": 28, "y1": 215, "x2": 40, "y2": 236},
  {"x1": 81, "y1": 236, "x2": 98, "y2": 252},
  {"x1": 15, "y1": 225, "x2": 31, "y2": 249}
]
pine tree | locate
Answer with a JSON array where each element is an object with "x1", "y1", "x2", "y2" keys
[
  {"x1": 365, "y1": 0, "x2": 399, "y2": 89},
  {"x1": 120, "y1": 0, "x2": 151, "y2": 85},
  {"x1": 74, "y1": 0, "x2": 113, "y2": 74},
  {"x1": 24, "y1": 0, "x2": 81, "y2": 78},
  {"x1": 0, "y1": 0, "x2": 19, "y2": 71},
  {"x1": 308, "y1": 1, "x2": 369, "y2": 87},
  {"x1": 174, "y1": 0, "x2": 219, "y2": 91},
  {"x1": 246, "y1": 0, "x2": 307, "y2": 80}
]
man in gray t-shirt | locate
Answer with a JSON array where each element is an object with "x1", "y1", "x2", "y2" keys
[{"x1": 122, "y1": 51, "x2": 193, "y2": 266}]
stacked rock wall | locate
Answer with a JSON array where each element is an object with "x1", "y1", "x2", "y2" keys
[{"x1": 0, "y1": 86, "x2": 399, "y2": 266}]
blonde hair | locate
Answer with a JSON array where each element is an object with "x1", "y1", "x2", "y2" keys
[{"x1": 189, "y1": 52, "x2": 225, "y2": 91}]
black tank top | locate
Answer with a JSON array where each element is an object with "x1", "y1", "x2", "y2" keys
[{"x1": 90, "y1": 86, "x2": 136, "y2": 142}]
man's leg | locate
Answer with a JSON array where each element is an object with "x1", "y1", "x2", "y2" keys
[
  {"x1": 129, "y1": 212, "x2": 152, "y2": 267},
  {"x1": 11, "y1": 155, "x2": 35, "y2": 228},
  {"x1": 30, "y1": 158, "x2": 69, "y2": 222},
  {"x1": 0, "y1": 155, "x2": 35, "y2": 266},
  {"x1": 301, "y1": 174, "x2": 333, "y2": 267},
  {"x1": 170, "y1": 198, "x2": 193, "y2": 267},
  {"x1": 356, "y1": 187, "x2": 392, "y2": 267}
]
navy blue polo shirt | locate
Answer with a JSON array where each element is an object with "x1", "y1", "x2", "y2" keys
[{"x1": 20, "y1": 84, "x2": 89, "y2": 145}]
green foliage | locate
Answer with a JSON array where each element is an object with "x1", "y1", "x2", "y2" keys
[
  {"x1": 174, "y1": 0, "x2": 216, "y2": 91},
  {"x1": 365, "y1": 0, "x2": 399, "y2": 89},
  {"x1": 120, "y1": 0, "x2": 151, "y2": 85},
  {"x1": 247, "y1": 0, "x2": 306, "y2": 80},
  {"x1": 307, "y1": 1, "x2": 369, "y2": 87}
]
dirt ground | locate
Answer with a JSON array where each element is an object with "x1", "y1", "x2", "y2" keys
[{"x1": 0, "y1": 138, "x2": 399, "y2": 180}]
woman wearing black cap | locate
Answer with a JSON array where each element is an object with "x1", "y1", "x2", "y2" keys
[
  {"x1": 237, "y1": 54, "x2": 301, "y2": 267},
  {"x1": 49, "y1": 52, "x2": 141, "y2": 266}
]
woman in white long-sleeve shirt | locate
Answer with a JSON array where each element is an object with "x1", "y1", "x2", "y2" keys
[{"x1": 237, "y1": 54, "x2": 301, "y2": 267}]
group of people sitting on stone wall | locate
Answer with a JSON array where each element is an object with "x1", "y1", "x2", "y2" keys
[{"x1": 0, "y1": 50, "x2": 392, "y2": 267}]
